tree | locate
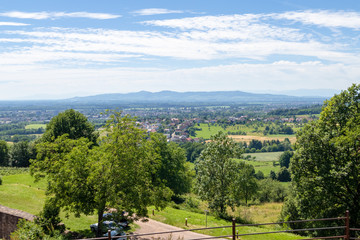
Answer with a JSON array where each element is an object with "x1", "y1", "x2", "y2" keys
[
  {"x1": 282, "y1": 84, "x2": 360, "y2": 231},
  {"x1": 0, "y1": 140, "x2": 9, "y2": 166},
  {"x1": 231, "y1": 163, "x2": 258, "y2": 206},
  {"x1": 195, "y1": 131, "x2": 242, "y2": 216},
  {"x1": 42, "y1": 109, "x2": 98, "y2": 143},
  {"x1": 277, "y1": 167, "x2": 291, "y2": 182},
  {"x1": 10, "y1": 141, "x2": 36, "y2": 167},
  {"x1": 149, "y1": 133, "x2": 193, "y2": 196},
  {"x1": 279, "y1": 151, "x2": 293, "y2": 168},
  {"x1": 31, "y1": 111, "x2": 172, "y2": 237}
]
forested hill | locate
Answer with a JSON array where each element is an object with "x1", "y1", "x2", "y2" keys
[{"x1": 66, "y1": 90, "x2": 326, "y2": 104}]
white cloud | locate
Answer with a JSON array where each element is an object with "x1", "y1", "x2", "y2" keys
[
  {"x1": 132, "y1": 8, "x2": 183, "y2": 16},
  {"x1": 0, "y1": 21, "x2": 29, "y2": 26},
  {"x1": 0, "y1": 11, "x2": 121, "y2": 20},
  {"x1": 272, "y1": 10, "x2": 360, "y2": 29},
  {"x1": 0, "y1": 62, "x2": 355, "y2": 100}
]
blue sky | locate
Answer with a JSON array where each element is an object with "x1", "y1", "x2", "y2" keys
[{"x1": 0, "y1": 0, "x2": 359, "y2": 99}]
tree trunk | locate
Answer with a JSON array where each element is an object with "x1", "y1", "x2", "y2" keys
[{"x1": 96, "y1": 208, "x2": 105, "y2": 237}]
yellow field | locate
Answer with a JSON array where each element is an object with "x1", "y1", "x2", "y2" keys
[{"x1": 229, "y1": 135, "x2": 297, "y2": 143}]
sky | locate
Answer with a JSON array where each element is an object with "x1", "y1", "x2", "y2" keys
[{"x1": 0, "y1": 0, "x2": 359, "y2": 100}]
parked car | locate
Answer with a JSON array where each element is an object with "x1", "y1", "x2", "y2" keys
[
  {"x1": 90, "y1": 220, "x2": 124, "y2": 236},
  {"x1": 103, "y1": 212, "x2": 129, "y2": 228}
]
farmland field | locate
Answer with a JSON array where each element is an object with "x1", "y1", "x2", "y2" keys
[
  {"x1": 193, "y1": 123, "x2": 297, "y2": 143},
  {"x1": 230, "y1": 135, "x2": 296, "y2": 143},
  {"x1": 25, "y1": 124, "x2": 46, "y2": 130}
]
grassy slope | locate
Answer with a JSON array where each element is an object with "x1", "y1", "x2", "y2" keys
[
  {"x1": 0, "y1": 174, "x2": 97, "y2": 232},
  {"x1": 149, "y1": 206, "x2": 300, "y2": 240},
  {"x1": 237, "y1": 152, "x2": 283, "y2": 176}
]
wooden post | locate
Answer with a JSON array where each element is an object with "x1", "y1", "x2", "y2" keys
[
  {"x1": 108, "y1": 229, "x2": 111, "y2": 240},
  {"x1": 345, "y1": 210, "x2": 350, "y2": 240},
  {"x1": 232, "y1": 218, "x2": 236, "y2": 240},
  {"x1": 185, "y1": 218, "x2": 188, "y2": 227},
  {"x1": 152, "y1": 209, "x2": 154, "y2": 216}
]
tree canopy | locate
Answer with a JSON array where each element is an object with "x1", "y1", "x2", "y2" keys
[
  {"x1": 282, "y1": 84, "x2": 360, "y2": 230},
  {"x1": 31, "y1": 111, "x2": 172, "y2": 236},
  {"x1": 41, "y1": 109, "x2": 98, "y2": 143},
  {"x1": 195, "y1": 131, "x2": 246, "y2": 216}
]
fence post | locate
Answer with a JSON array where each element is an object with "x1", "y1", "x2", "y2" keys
[
  {"x1": 345, "y1": 210, "x2": 350, "y2": 240},
  {"x1": 108, "y1": 229, "x2": 111, "y2": 240},
  {"x1": 232, "y1": 218, "x2": 236, "y2": 240}
]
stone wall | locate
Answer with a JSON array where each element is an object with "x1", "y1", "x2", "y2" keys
[{"x1": 0, "y1": 205, "x2": 35, "y2": 240}]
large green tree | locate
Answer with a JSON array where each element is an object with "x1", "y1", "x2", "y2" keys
[
  {"x1": 231, "y1": 163, "x2": 258, "y2": 206},
  {"x1": 282, "y1": 84, "x2": 360, "y2": 230},
  {"x1": 195, "y1": 131, "x2": 242, "y2": 216},
  {"x1": 42, "y1": 109, "x2": 98, "y2": 143},
  {"x1": 149, "y1": 133, "x2": 193, "y2": 196},
  {"x1": 31, "y1": 111, "x2": 172, "y2": 236}
]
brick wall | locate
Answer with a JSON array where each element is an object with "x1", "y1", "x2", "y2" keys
[{"x1": 0, "y1": 205, "x2": 35, "y2": 240}]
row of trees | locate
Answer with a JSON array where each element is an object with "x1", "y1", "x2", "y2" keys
[{"x1": 0, "y1": 140, "x2": 35, "y2": 167}]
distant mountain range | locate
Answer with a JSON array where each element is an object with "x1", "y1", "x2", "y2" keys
[{"x1": 65, "y1": 90, "x2": 327, "y2": 104}]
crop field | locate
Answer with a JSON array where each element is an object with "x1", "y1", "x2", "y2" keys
[
  {"x1": 25, "y1": 124, "x2": 46, "y2": 130},
  {"x1": 230, "y1": 135, "x2": 296, "y2": 143},
  {"x1": 194, "y1": 123, "x2": 298, "y2": 143}
]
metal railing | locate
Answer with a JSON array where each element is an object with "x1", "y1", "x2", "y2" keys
[{"x1": 81, "y1": 210, "x2": 359, "y2": 240}]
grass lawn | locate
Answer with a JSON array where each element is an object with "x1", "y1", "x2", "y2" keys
[
  {"x1": 0, "y1": 173, "x2": 98, "y2": 232},
  {"x1": 245, "y1": 152, "x2": 283, "y2": 162},
  {"x1": 25, "y1": 124, "x2": 46, "y2": 130},
  {"x1": 149, "y1": 206, "x2": 300, "y2": 240},
  {"x1": 236, "y1": 152, "x2": 284, "y2": 176}
]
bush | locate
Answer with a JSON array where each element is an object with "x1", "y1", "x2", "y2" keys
[{"x1": 35, "y1": 199, "x2": 64, "y2": 235}]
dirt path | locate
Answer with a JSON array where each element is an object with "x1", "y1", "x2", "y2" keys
[{"x1": 134, "y1": 218, "x2": 226, "y2": 240}]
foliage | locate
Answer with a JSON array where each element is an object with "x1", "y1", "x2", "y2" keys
[
  {"x1": 41, "y1": 109, "x2": 98, "y2": 143},
  {"x1": 195, "y1": 131, "x2": 243, "y2": 216},
  {"x1": 282, "y1": 84, "x2": 360, "y2": 231},
  {"x1": 278, "y1": 151, "x2": 293, "y2": 168},
  {"x1": 180, "y1": 142, "x2": 206, "y2": 162},
  {"x1": 277, "y1": 167, "x2": 291, "y2": 182},
  {"x1": 9, "y1": 141, "x2": 36, "y2": 167},
  {"x1": 35, "y1": 198, "x2": 64, "y2": 235},
  {"x1": 0, "y1": 140, "x2": 9, "y2": 166},
  {"x1": 0, "y1": 167, "x2": 29, "y2": 176},
  {"x1": 10, "y1": 219, "x2": 66, "y2": 240},
  {"x1": 231, "y1": 163, "x2": 258, "y2": 206},
  {"x1": 257, "y1": 179, "x2": 287, "y2": 203},
  {"x1": 254, "y1": 170, "x2": 264, "y2": 180},
  {"x1": 31, "y1": 111, "x2": 172, "y2": 236},
  {"x1": 149, "y1": 133, "x2": 193, "y2": 196}
]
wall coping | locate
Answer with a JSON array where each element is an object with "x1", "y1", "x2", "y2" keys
[{"x1": 0, "y1": 205, "x2": 35, "y2": 221}]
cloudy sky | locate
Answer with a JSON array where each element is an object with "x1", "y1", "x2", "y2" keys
[{"x1": 0, "y1": 0, "x2": 359, "y2": 99}]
